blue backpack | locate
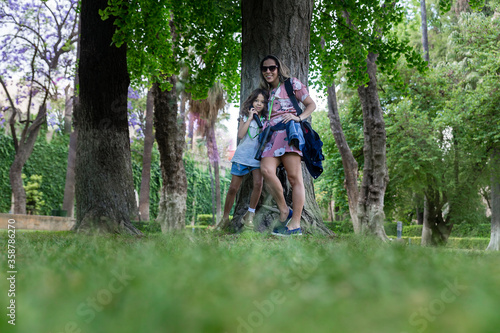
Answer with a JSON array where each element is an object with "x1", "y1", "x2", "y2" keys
[{"x1": 284, "y1": 78, "x2": 324, "y2": 179}]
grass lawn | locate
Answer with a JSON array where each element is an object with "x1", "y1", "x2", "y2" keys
[{"x1": 1, "y1": 230, "x2": 500, "y2": 333}]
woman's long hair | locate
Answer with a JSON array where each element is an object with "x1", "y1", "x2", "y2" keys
[
  {"x1": 241, "y1": 88, "x2": 269, "y2": 119},
  {"x1": 259, "y1": 54, "x2": 291, "y2": 90}
]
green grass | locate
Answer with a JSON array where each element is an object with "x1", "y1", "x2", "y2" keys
[{"x1": 1, "y1": 231, "x2": 500, "y2": 333}]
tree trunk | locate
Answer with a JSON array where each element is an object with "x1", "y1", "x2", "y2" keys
[
  {"x1": 62, "y1": 14, "x2": 80, "y2": 218},
  {"x1": 356, "y1": 52, "x2": 389, "y2": 241},
  {"x1": 9, "y1": 104, "x2": 47, "y2": 214},
  {"x1": 62, "y1": 129, "x2": 77, "y2": 217},
  {"x1": 327, "y1": 83, "x2": 360, "y2": 233},
  {"x1": 138, "y1": 87, "x2": 154, "y2": 221},
  {"x1": 421, "y1": 194, "x2": 433, "y2": 245},
  {"x1": 420, "y1": 0, "x2": 429, "y2": 63},
  {"x1": 74, "y1": 0, "x2": 140, "y2": 235},
  {"x1": 153, "y1": 77, "x2": 187, "y2": 232},
  {"x1": 206, "y1": 125, "x2": 221, "y2": 222},
  {"x1": 238, "y1": 0, "x2": 329, "y2": 234},
  {"x1": 422, "y1": 186, "x2": 452, "y2": 245},
  {"x1": 487, "y1": 147, "x2": 500, "y2": 251}
]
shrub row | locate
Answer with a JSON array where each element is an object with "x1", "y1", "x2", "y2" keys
[{"x1": 197, "y1": 214, "x2": 232, "y2": 226}]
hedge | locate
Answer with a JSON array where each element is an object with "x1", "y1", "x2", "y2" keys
[{"x1": 197, "y1": 214, "x2": 232, "y2": 226}]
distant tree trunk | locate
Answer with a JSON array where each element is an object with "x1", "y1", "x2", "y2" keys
[
  {"x1": 208, "y1": 160, "x2": 216, "y2": 225},
  {"x1": 74, "y1": 0, "x2": 140, "y2": 234},
  {"x1": 422, "y1": 186, "x2": 452, "y2": 245},
  {"x1": 206, "y1": 126, "x2": 221, "y2": 221},
  {"x1": 9, "y1": 104, "x2": 47, "y2": 214},
  {"x1": 487, "y1": 147, "x2": 500, "y2": 251},
  {"x1": 237, "y1": 0, "x2": 330, "y2": 234},
  {"x1": 421, "y1": 195, "x2": 432, "y2": 245},
  {"x1": 62, "y1": 129, "x2": 77, "y2": 217},
  {"x1": 327, "y1": 83, "x2": 360, "y2": 233},
  {"x1": 356, "y1": 52, "x2": 389, "y2": 240},
  {"x1": 420, "y1": 0, "x2": 429, "y2": 63},
  {"x1": 62, "y1": 15, "x2": 80, "y2": 218},
  {"x1": 138, "y1": 88, "x2": 154, "y2": 221},
  {"x1": 153, "y1": 77, "x2": 187, "y2": 231}
]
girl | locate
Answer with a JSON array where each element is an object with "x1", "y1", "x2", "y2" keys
[
  {"x1": 219, "y1": 88, "x2": 269, "y2": 230},
  {"x1": 259, "y1": 54, "x2": 316, "y2": 236}
]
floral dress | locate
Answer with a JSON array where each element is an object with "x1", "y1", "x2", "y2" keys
[{"x1": 261, "y1": 77, "x2": 309, "y2": 158}]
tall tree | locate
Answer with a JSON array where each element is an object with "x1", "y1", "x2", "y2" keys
[
  {"x1": 0, "y1": 0, "x2": 78, "y2": 214},
  {"x1": 73, "y1": 0, "x2": 140, "y2": 234},
  {"x1": 138, "y1": 87, "x2": 154, "y2": 221},
  {"x1": 420, "y1": 0, "x2": 430, "y2": 63},
  {"x1": 312, "y1": 0, "x2": 426, "y2": 240},
  {"x1": 235, "y1": 0, "x2": 330, "y2": 235}
]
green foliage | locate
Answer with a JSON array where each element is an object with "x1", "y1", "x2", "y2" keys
[
  {"x1": 101, "y1": 0, "x2": 241, "y2": 100},
  {"x1": 403, "y1": 225, "x2": 423, "y2": 237},
  {"x1": 0, "y1": 131, "x2": 68, "y2": 215},
  {"x1": 23, "y1": 174, "x2": 45, "y2": 215},
  {"x1": 325, "y1": 220, "x2": 354, "y2": 234},
  {"x1": 451, "y1": 223, "x2": 491, "y2": 238},
  {"x1": 311, "y1": 0, "x2": 427, "y2": 90},
  {"x1": 384, "y1": 222, "x2": 398, "y2": 236},
  {"x1": 197, "y1": 214, "x2": 232, "y2": 226}
]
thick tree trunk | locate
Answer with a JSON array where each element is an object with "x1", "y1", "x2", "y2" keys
[
  {"x1": 238, "y1": 0, "x2": 329, "y2": 234},
  {"x1": 487, "y1": 147, "x2": 500, "y2": 251},
  {"x1": 356, "y1": 52, "x2": 389, "y2": 241},
  {"x1": 153, "y1": 77, "x2": 187, "y2": 232},
  {"x1": 74, "y1": 0, "x2": 140, "y2": 235},
  {"x1": 422, "y1": 186, "x2": 452, "y2": 245},
  {"x1": 420, "y1": 0, "x2": 429, "y2": 63},
  {"x1": 9, "y1": 104, "x2": 47, "y2": 214},
  {"x1": 327, "y1": 83, "x2": 360, "y2": 233},
  {"x1": 138, "y1": 88, "x2": 154, "y2": 221}
]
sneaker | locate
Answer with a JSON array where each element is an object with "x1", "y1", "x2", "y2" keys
[
  {"x1": 241, "y1": 211, "x2": 255, "y2": 231},
  {"x1": 272, "y1": 208, "x2": 293, "y2": 233},
  {"x1": 271, "y1": 226, "x2": 302, "y2": 236}
]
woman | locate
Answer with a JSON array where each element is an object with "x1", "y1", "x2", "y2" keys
[{"x1": 259, "y1": 55, "x2": 316, "y2": 236}]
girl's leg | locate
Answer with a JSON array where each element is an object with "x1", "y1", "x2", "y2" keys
[
  {"x1": 249, "y1": 169, "x2": 263, "y2": 209},
  {"x1": 222, "y1": 175, "x2": 243, "y2": 219},
  {"x1": 260, "y1": 156, "x2": 289, "y2": 221},
  {"x1": 281, "y1": 153, "x2": 304, "y2": 230}
]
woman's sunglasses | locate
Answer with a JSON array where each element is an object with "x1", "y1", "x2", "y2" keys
[{"x1": 261, "y1": 65, "x2": 278, "y2": 72}]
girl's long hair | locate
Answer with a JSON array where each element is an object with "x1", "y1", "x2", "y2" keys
[
  {"x1": 258, "y1": 54, "x2": 291, "y2": 91},
  {"x1": 241, "y1": 88, "x2": 269, "y2": 119}
]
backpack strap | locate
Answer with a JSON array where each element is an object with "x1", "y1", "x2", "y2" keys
[{"x1": 284, "y1": 78, "x2": 303, "y2": 117}]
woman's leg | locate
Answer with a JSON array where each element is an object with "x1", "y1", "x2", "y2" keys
[
  {"x1": 222, "y1": 175, "x2": 243, "y2": 219},
  {"x1": 260, "y1": 156, "x2": 289, "y2": 221},
  {"x1": 249, "y1": 169, "x2": 263, "y2": 209},
  {"x1": 281, "y1": 153, "x2": 304, "y2": 229}
]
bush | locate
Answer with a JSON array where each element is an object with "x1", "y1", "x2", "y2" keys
[
  {"x1": 325, "y1": 220, "x2": 354, "y2": 234},
  {"x1": 403, "y1": 225, "x2": 423, "y2": 237},
  {"x1": 451, "y1": 223, "x2": 490, "y2": 238},
  {"x1": 384, "y1": 222, "x2": 398, "y2": 236},
  {"x1": 131, "y1": 221, "x2": 161, "y2": 233},
  {"x1": 197, "y1": 214, "x2": 232, "y2": 226}
]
